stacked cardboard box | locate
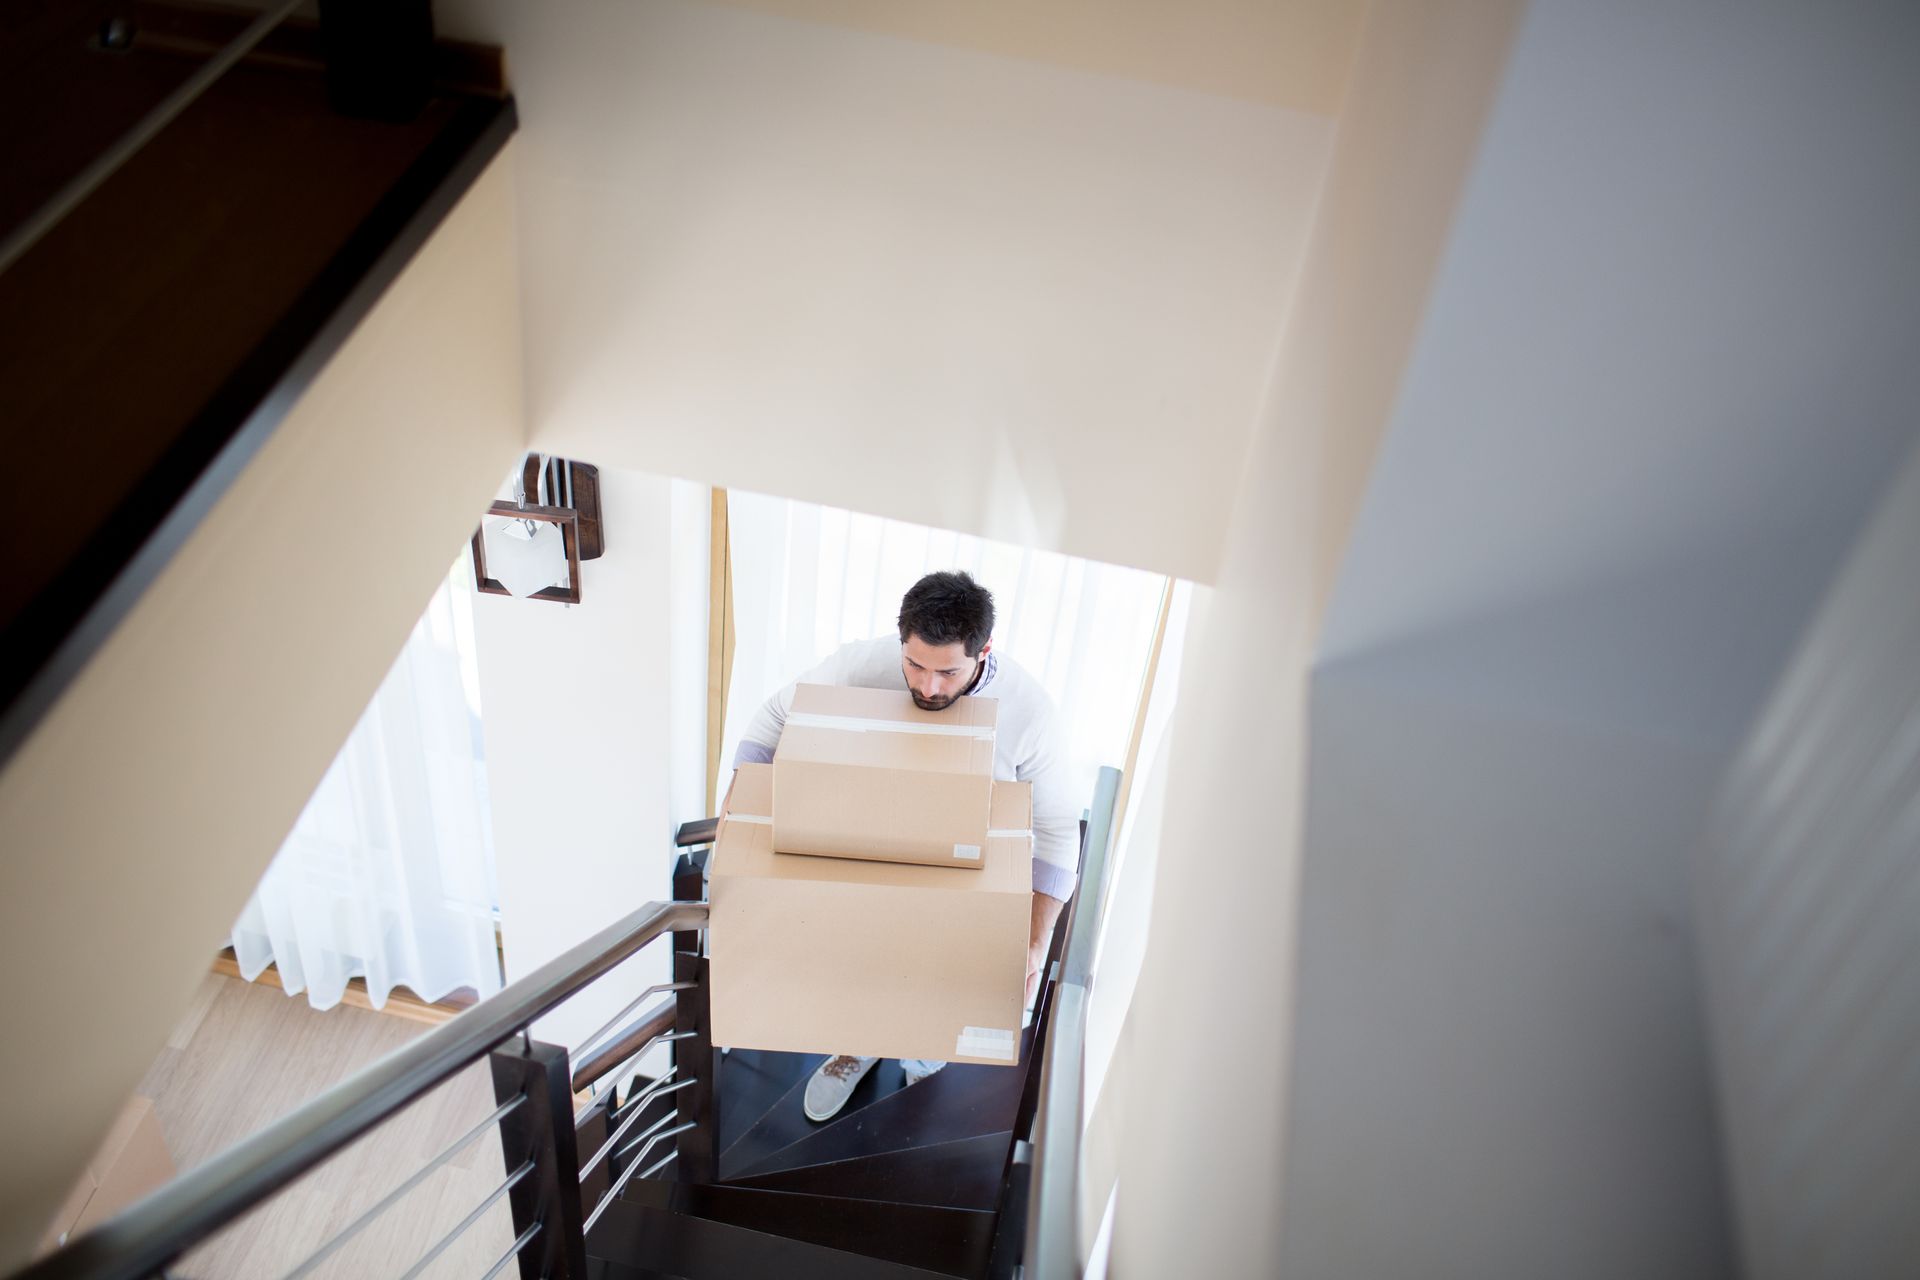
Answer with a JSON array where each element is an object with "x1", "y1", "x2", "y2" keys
[
  {"x1": 771, "y1": 684, "x2": 997, "y2": 867},
  {"x1": 709, "y1": 760, "x2": 1032, "y2": 1066}
]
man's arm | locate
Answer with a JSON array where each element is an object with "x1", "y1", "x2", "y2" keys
[
  {"x1": 1027, "y1": 891, "x2": 1065, "y2": 1004},
  {"x1": 730, "y1": 641, "x2": 867, "y2": 769},
  {"x1": 1016, "y1": 699, "x2": 1078, "y2": 1003},
  {"x1": 1019, "y1": 704, "x2": 1081, "y2": 902}
]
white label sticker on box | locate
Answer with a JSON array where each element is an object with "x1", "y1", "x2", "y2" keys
[
  {"x1": 956, "y1": 1026, "x2": 1017, "y2": 1061},
  {"x1": 953, "y1": 844, "x2": 982, "y2": 861}
]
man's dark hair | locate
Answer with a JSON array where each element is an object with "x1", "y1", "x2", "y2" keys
[{"x1": 898, "y1": 571, "x2": 995, "y2": 657}]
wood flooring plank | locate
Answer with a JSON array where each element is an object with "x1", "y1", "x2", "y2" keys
[
  {"x1": 167, "y1": 972, "x2": 225, "y2": 1050},
  {"x1": 130, "y1": 974, "x2": 518, "y2": 1278}
]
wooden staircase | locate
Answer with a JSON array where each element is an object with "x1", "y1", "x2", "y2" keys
[
  {"x1": 565, "y1": 828, "x2": 1067, "y2": 1280},
  {"x1": 582, "y1": 1045, "x2": 1035, "y2": 1278}
]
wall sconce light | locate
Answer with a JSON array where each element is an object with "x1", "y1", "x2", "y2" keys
[{"x1": 471, "y1": 454, "x2": 603, "y2": 604}]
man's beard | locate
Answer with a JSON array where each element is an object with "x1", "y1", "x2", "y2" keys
[{"x1": 903, "y1": 660, "x2": 979, "y2": 711}]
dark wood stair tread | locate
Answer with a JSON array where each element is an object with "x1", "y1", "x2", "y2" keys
[
  {"x1": 724, "y1": 1130, "x2": 1012, "y2": 1210},
  {"x1": 714, "y1": 1048, "x2": 827, "y2": 1155},
  {"x1": 725, "y1": 1032, "x2": 1032, "y2": 1182},
  {"x1": 586, "y1": 1257, "x2": 688, "y2": 1280},
  {"x1": 593, "y1": 1181, "x2": 991, "y2": 1278},
  {"x1": 717, "y1": 1050, "x2": 909, "y2": 1176}
]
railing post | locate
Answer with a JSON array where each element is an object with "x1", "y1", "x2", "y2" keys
[
  {"x1": 489, "y1": 1039, "x2": 589, "y2": 1279},
  {"x1": 671, "y1": 850, "x2": 720, "y2": 1183}
]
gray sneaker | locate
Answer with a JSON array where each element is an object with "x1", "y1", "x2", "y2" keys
[
  {"x1": 803, "y1": 1055, "x2": 878, "y2": 1122},
  {"x1": 900, "y1": 1058, "x2": 946, "y2": 1085}
]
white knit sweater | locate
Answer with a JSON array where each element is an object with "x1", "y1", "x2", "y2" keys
[{"x1": 733, "y1": 634, "x2": 1079, "y2": 900}]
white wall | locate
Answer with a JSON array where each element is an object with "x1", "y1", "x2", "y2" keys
[
  {"x1": 1277, "y1": 0, "x2": 1920, "y2": 1275},
  {"x1": 0, "y1": 150, "x2": 526, "y2": 1264},
  {"x1": 1695, "y1": 435, "x2": 1920, "y2": 1280},
  {"x1": 442, "y1": 0, "x2": 1335, "y2": 584},
  {"x1": 1322, "y1": 0, "x2": 1920, "y2": 687},
  {"x1": 474, "y1": 469, "x2": 710, "y2": 1065},
  {"x1": 1286, "y1": 671, "x2": 1735, "y2": 1278}
]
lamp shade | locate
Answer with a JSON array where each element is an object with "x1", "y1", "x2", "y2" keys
[{"x1": 483, "y1": 517, "x2": 569, "y2": 598}]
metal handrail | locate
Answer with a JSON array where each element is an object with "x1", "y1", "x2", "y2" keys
[
  {"x1": 570, "y1": 993, "x2": 685, "y2": 1093},
  {"x1": 1023, "y1": 766, "x2": 1123, "y2": 1280},
  {"x1": 18, "y1": 899, "x2": 706, "y2": 1280}
]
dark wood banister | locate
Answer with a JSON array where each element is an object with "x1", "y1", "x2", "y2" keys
[
  {"x1": 570, "y1": 997, "x2": 679, "y2": 1095},
  {"x1": 674, "y1": 817, "x2": 720, "y2": 848}
]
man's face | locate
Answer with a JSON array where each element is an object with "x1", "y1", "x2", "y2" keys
[{"x1": 900, "y1": 634, "x2": 984, "y2": 711}]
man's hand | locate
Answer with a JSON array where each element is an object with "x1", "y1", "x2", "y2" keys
[{"x1": 1026, "y1": 892, "x2": 1066, "y2": 1005}]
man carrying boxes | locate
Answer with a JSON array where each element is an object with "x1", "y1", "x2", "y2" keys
[{"x1": 715, "y1": 571, "x2": 1079, "y2": 1122}]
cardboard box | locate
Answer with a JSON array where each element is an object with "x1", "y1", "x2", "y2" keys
[
  {"x1": 38, "y1": 1095, "x2": 175, "y2": 1257},
  {"x1": 711, "y1": 764, "x2": 1031, "y2": 1065},
  {"x1": 773, "y1": 683, "x2": 997, "y2": 867}
]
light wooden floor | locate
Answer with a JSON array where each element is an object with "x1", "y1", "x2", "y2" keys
[{"x1": 135, "y1": 974, "x2": 517, "y2": 1280}]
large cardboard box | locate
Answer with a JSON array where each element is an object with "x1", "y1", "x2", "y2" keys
[
  {"x1": 37, "y1": 1095, "x2": 174, "y2": 1256},
  {"x1": 772, "y1": 683, "x2": 997, "y2": 867},
  {"x1": 712, "y1": 764, "x2": 1031, "y2": 1065}
]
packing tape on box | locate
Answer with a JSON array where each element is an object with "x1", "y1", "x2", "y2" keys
[
  {"x1": 726, "y1": 813, "x2": 772, "y2": 825},
  {"x1": 785, "y1": 712, "x2": 995, "y2": 740},
  {"x1": 986, "y1": 828, "x2": 1032, "y2": 839},
  {"x1": 956, "y1": 1025, "x2": 1017, "y2": 1061}
]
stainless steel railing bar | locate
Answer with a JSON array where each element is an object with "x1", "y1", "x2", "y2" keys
[
  {"x1": 1023, "y1": 766, "x2": 1122, "y2": 1280},
  {"x1": 574, "y1": 1063, "x2": 671, "y2": 1130},
  {"x1": 0, "y1": 0, "x2": 304, "y2": 276},
  {"x1": 1025, "y1": 984, "x2": 1089, "y2": 1280},
  {"x1": 606, "y1": 1074, "x2": 698, "y2": 1128},
  {"x1": 278, "y1": 1093, "x2": 527, "y2": 1280},
  {"x1": 601, "y1": 1108, "x2": 678, "y2": 1175},
  {"x1": 476, "y1": 1221, "x2": 541, "y2": 1280},
  {"x1": 395, "y1": 1159, "x2": 533, "y2": 1280},
  {"x1": 582, "y1": 1123, "x2": 697, "y2": 1235},
  {"x1": 576, "y1": 1029, "x2": 695, "y2": 1116},
  {"x1": 637, "y1": 1148, "x2": 679, "y2": 1180},
  {"x1": 580, "y1": 1078, "x2": 693, "y2": 1181},
  {"x1": 616, "y1": 1123, "x2": 697, "y2": 1183},
  {"x1": 572, "y1": 982, "x2": 697, "y2": 1064}
]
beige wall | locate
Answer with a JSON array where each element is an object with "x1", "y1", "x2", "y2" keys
[
  {"x1": 444, "y1": 0, "x2": 1337, "y2": 584},
  {"x1": 1111, "y1": 2, "x2": 1521, "y2": 1272},
  {"x1": 0, "y1": 148, "x2": 527, "y2": 1265},
  {"x1": 698, "y1": 0, "x2": 1367, "y2": 114}
]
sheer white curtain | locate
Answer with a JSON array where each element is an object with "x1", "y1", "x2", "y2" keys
[
  {"x1": 230, "y1": 557, "x2": 502, "y2": 1011},
  {"x1": 722, "y1": 491, "x2": 1170, "y2": 816}
]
